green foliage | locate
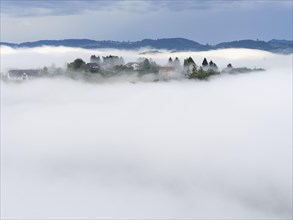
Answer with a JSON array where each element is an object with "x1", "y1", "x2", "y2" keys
[
  {"x1": 138, "y1": 58, "x2": 159, "y2": 74},
  {"x1": 114, "y1": 64, "x2": 134, "y2": 72},
  {"x1": 183, "y1": 57, "x2": 195, "y2": 67},
  {"x1": 103, "y1": 55, "x2": 124, "y2": 67},
  {"x1": 222, "y1": 67, "x2": 265, "y2": 74},
  {"x1": 188, "y1": 66, "x2": 219, "y2": 80},
  {"x1": 183, "y1": 57, "x2": 196, "y2": 76},
  {"x1": 67, "y1": 58, "x2": 86, "y2": 71},
  {"x1": 88, "y1": 68, "x2": 99, "y2": 74},
  {"x1": 12, "y1": 52, "x2": 266, "y2": 83}
]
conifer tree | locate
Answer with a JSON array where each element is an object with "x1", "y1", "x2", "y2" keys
[{"x1": 202, "y1": 58, "x2": 208, "y2": 67}]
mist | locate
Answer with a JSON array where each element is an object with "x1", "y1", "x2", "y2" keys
[
  {"x1": 1, "y1": 45, "x2": 284, "y2": 71},
  {"x1": 1, "y1": 47, "x2": 292, "y2": 219}
]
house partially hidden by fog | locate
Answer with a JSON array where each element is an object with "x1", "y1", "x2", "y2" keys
[
  {"x1": 85, "y1": 63, "x2": 100, "y2": 71},
  {"x1": 159, "y1": 66, "x2": 176, "y2": 73},
  {"x1": 8, "y1": 69, "x2": 40, "y2": 80},
  {"x1": 125, "y1": 62, "x2": 139, "y2": 70}
]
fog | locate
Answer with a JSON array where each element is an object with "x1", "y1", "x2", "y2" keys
[
  {"x1": 1, "y1": 47, "x2": 292, "y2": 219},
  {"x1": 1, "y1": 45, "x2": 285, "y2": 71}
]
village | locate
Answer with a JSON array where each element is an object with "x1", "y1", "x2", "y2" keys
[{"x1": 5, "y1": 55, "x2": 264, "y2": 81}]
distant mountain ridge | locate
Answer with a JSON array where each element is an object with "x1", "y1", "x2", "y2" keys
[{"x1": 1, "y1": 38, "x2": 292, "y2": 54}]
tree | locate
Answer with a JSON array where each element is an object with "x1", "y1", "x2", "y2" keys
[
  {"x1": 102, "y1": 55, "x2": 124, "y2": 68},
  {"x1": 183, "y1": 57, "x2": 195, "y2": 67},
  {"x1": 227, "y1": 63, "x2": 233, "y2": 68},
  {"x1": 114, "y1": 64, "x2": 133, "y2": 72},
  {"x1": 183, "y1": 57, "x2": 196, "y2": 76},
  {"x1": 90, "y1": 55, "x2": 101, "y2": 63},
  {"x1": 202, "y1": 58, "x2": 208, "y2": 67},
  {"x1": 119, "y1": 57, "x2": 125, "y2": 65},
  {"x1": 40, "y1": 66, "x2": 48, "y2": 75},
  {"x1": 188, "y1": 65, "x2": 219, "y2": 80},
  {"x1": 138, "y1": 58, "x2": 159, "y2": 74},
  {"x1": 208, "y1": 60, "x2": 218, "y2": 70},
  {"x1": 174, "y1": 57, "x2": 180, "y2": 64},
  {"x1": 168, "y1": 57, "x2": 173, "y2": 65},
  {"x1": 174, "y1": 57, "x2": 181, "y2": 69},
  {"x1": 67, "y1": 58, "x2": 86, "y2": 70},
  {"x1": 142, "y1": 58, "x2": 151, "y2": 70}
]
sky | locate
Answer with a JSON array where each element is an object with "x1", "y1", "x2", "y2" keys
[{"x1": 0, "y1": 0, "x2": 292, "y2": 44}]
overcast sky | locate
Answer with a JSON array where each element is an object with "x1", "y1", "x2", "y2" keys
[{"x1": 0, "y1": 0, "x2": 292, "y2": 44}]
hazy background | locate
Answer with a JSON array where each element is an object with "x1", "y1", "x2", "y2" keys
[
  {"x1": 1, "y1": 47, "x2": 292, "y2": 219},
  {"x1": 1, "y1": 0, "x2": 292, "y2": 44}
]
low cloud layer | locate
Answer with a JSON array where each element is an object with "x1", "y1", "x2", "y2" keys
[
  {"x1": 1, "y1": 48, "x2": 292, "y2": 219},
  {"x1": 0, "y1": 45, "x2": 285, "y2": 72}
]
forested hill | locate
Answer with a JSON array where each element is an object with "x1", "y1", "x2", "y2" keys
[{"x1": 1, "y1": 38, "x2": 292, "y2": 54}]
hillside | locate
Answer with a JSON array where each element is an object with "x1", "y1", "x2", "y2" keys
[{"x1": 1, "y1": 38, "x2": 292, "y2": 53}]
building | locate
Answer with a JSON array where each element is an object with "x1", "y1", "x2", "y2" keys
[
  {"x1": 7, "y1": 69, "x2": 40, "y2": 80},
  {"x1": 159, "y1": 66, "x2": 176, "y2": 73},
  {"x1": 126, "y1": 62, "x2": 139, "y2": 70},
  {"x1": 85, "y1": 63, "x2": 100, "y2": 70}
]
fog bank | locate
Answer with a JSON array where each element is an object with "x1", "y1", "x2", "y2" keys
[
  {"x1": 1, "y1": 48, "x2": 292, "y2": 219},
  {"x1": 0, "y1": 46, "x2": 287, "y2": 72}
]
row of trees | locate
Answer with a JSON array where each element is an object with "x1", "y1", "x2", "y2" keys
[
  {"x1": 67, "y1": 56, "x2": 160, "y2": 75},
  {"x1": 66, "y1": 55, "x2": 234, "y2": 80},
  {"x1": 182, "y1": 57, "x2": 220, "y2": 79}
]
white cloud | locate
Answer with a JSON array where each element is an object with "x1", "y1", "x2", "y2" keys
[
  {"x1": 0, "y1": 46, "x2": 283, "y2": 73},
  {"x1": 1, "y1": 48, "x2": 292, "y2": 219}
]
